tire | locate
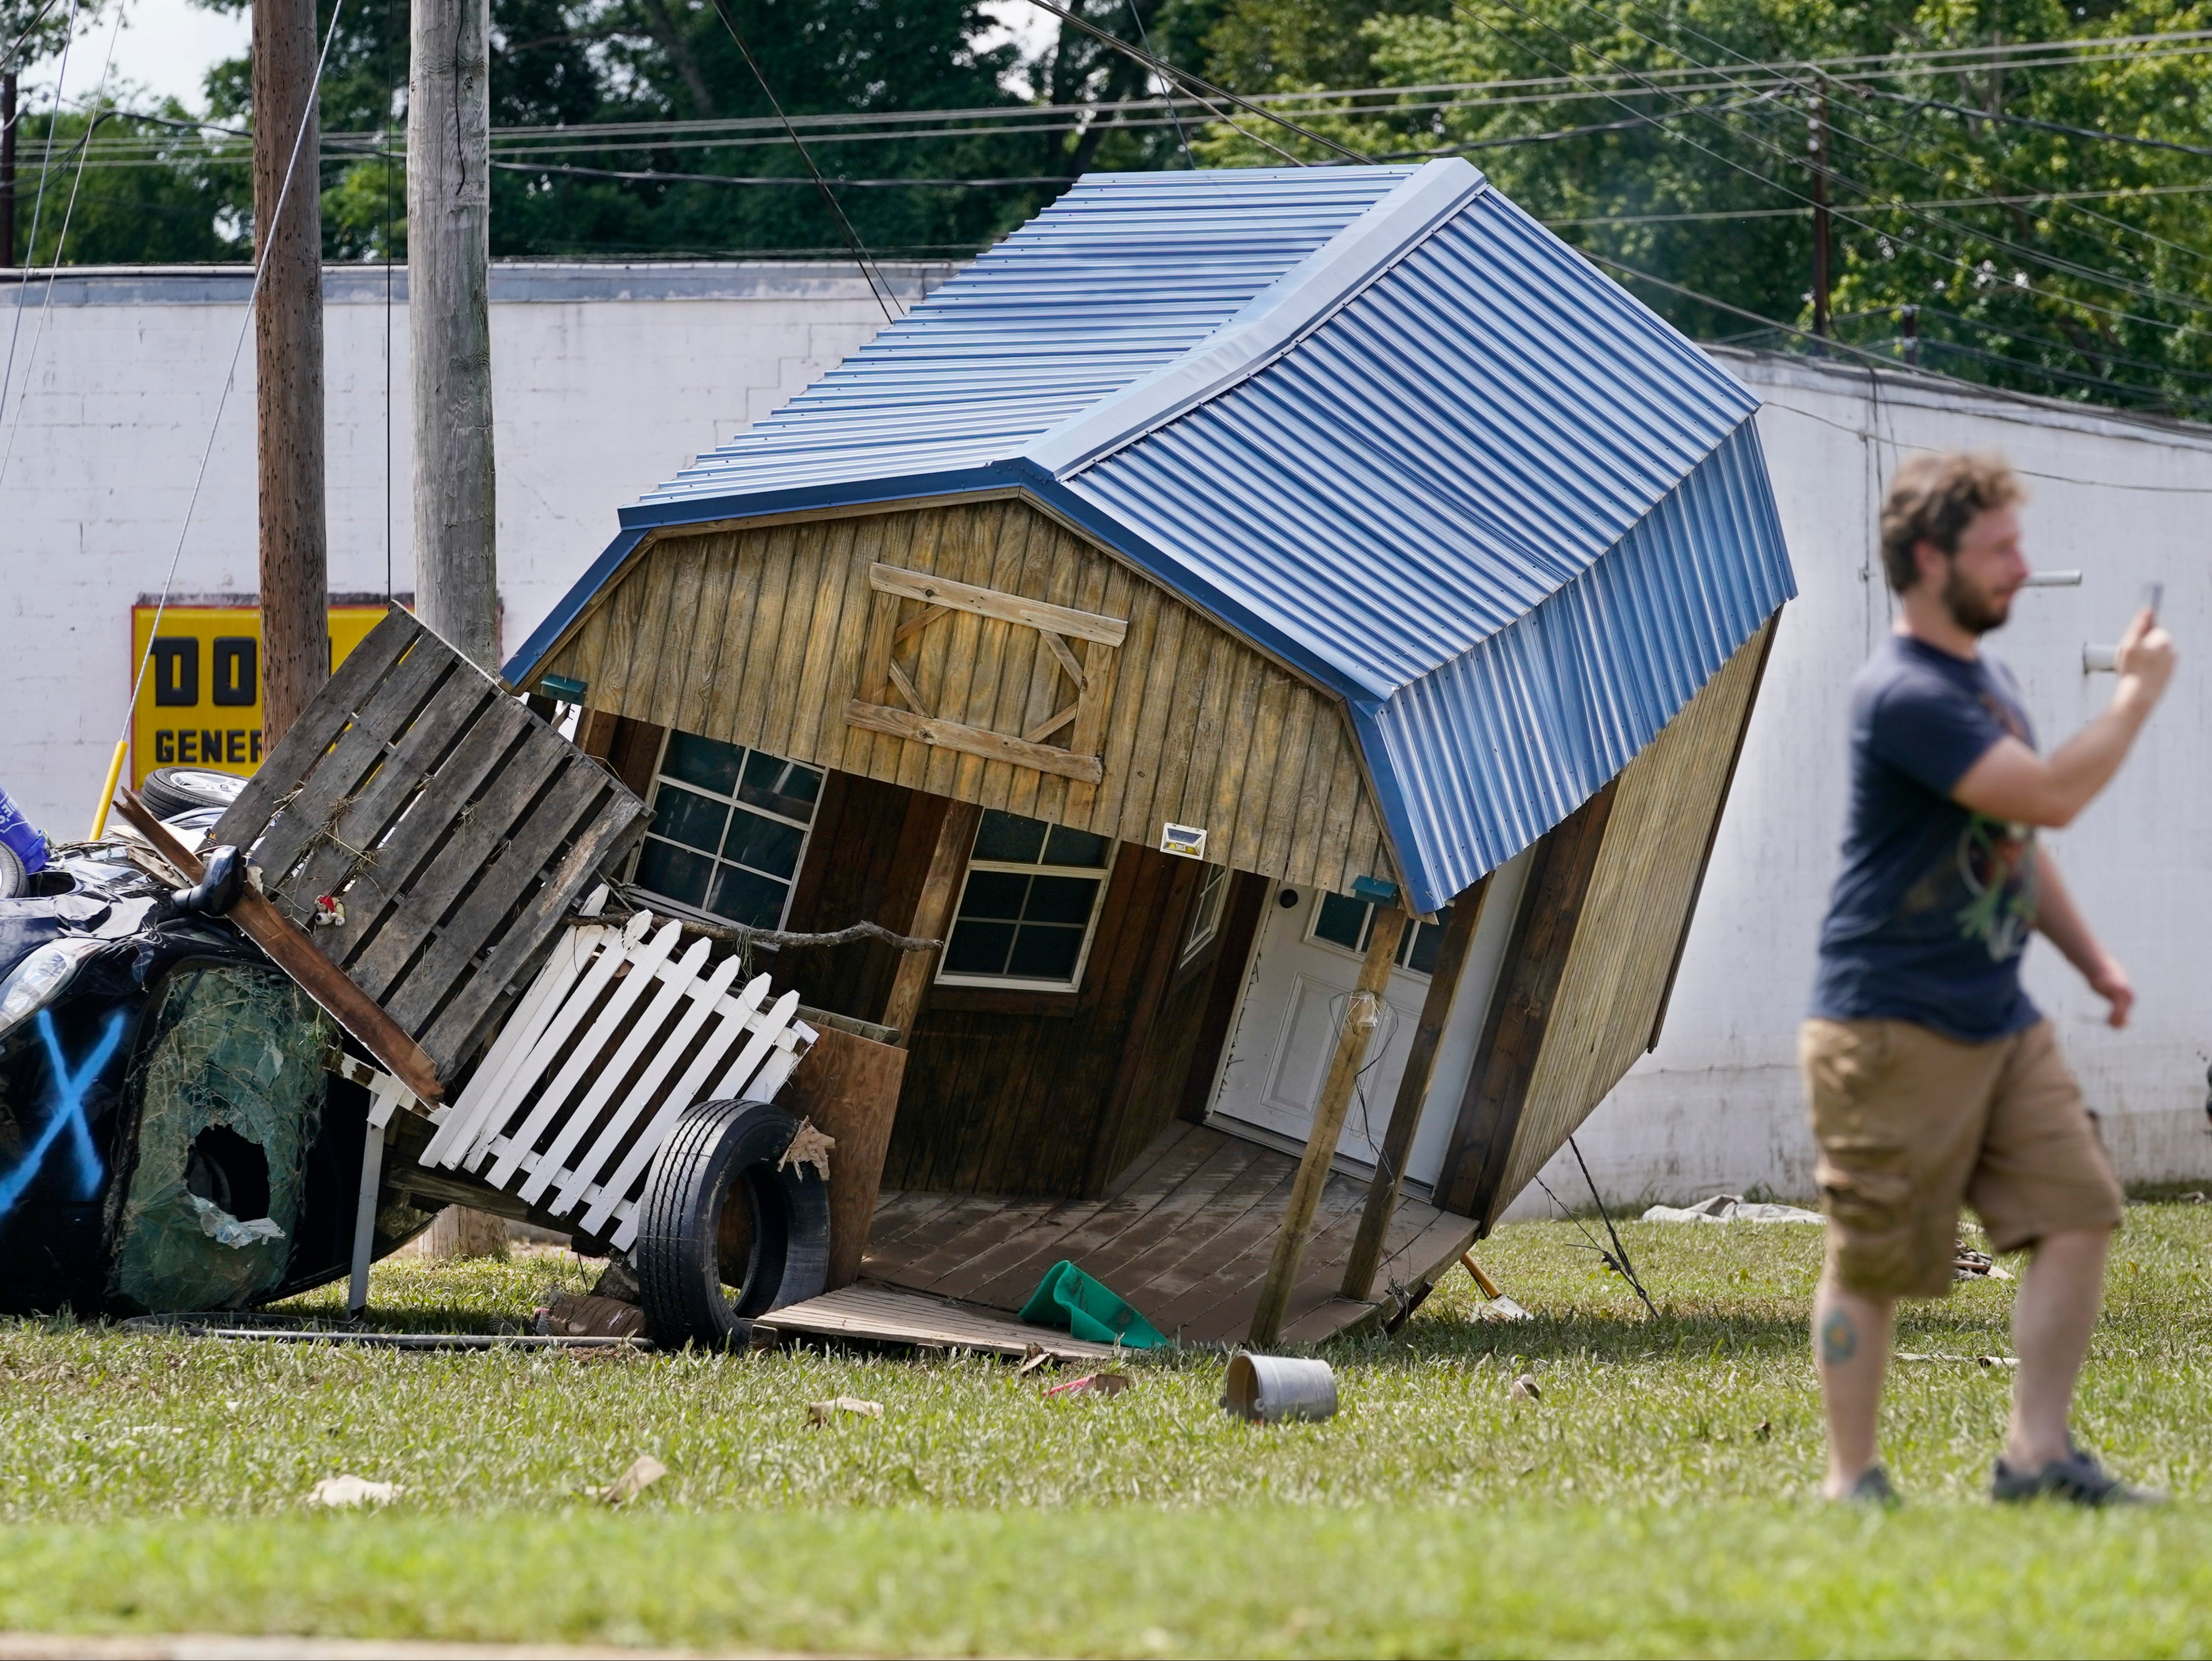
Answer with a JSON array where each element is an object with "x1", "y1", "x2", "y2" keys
[
  {"x1": 631, "y1": 1098, "x2": 831, "y2": 1350},
  {"x1": 140, "y1": 767, "x2": 246, "y2": 819},
  {"x1": 0, "y1": 844, "x2": 22, "y2": 900}
]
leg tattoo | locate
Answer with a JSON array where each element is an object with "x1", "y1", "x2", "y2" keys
[{"x1": 1819, "y1": 1307, "x2": 1859, "y2": 1366}]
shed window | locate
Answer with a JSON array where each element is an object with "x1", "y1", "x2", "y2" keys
[
  {"x1": 1309, "y1": 893, "x2": 1456, "y2": 977},
  {"x1": 630, "y1": 730, "x2": 822, "y2": 930},
  {"x1": 1180, "y1": 863, "x2": 1230, "y2": 966},
  {"x1": 939, "y1": 811, "x2": 1112, "y2": 990}
]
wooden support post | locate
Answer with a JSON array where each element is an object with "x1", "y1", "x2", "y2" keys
[
  {"x1": 879, "y1": 798, "x2": 980, "y2": 1045},
  {"x1": 252, "y1": 0, "x2": 329, "y2": 744},
  {"x1": 3, "y1": 73, "x2": 17, "y2": 271},
  {"x1": 1248, "y1": 904, "x2": 1407, "y2": 1348},
  {"x1": 1340, "y1": 883, "x2": 1487, "y2": 1302},
  {"x1": 409, "y1": 0, "x2": 498, "y2": 670}
]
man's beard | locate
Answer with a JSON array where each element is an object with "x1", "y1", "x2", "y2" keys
[{"x1": 1942, "y1": 562, "x2": 2012, "y2": 634}]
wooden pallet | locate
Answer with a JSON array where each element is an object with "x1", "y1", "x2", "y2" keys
[
  {"x1": 211, "y1": 608, "x2": 649, "y2": 1079},
  {"x1": 418, "y1": 896, "x2": 817, "y2": 1250}
]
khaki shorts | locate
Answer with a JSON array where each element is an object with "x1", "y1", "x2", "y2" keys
[{"x1": 1799, "y1": 1017, "x2": 2125, "y2": 1299}]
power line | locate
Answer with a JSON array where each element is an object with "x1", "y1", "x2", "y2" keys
[
  {"x1": 1515, "y1": 0, "x2": 2212, "y2": 323},
  {"x1": 1434, "y1": 0, "x2": 2212, "y2": 339},
  {"x1": 702, "y1": 0, "x2": 900, "y2": 324}
]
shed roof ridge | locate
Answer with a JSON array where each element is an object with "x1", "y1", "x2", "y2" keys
[{"x1": 1023, "y1": 159, "x2": 1489, "y2": 482}]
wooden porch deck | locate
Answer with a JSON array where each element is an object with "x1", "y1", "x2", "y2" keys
[{"x1": 857, "y1": 1121, "x2": 1479, "y2": 1347}]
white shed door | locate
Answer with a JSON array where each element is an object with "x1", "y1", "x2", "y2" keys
[{"x1": 1206, "y1": 848, "x2": 1535, "y2": 1192}]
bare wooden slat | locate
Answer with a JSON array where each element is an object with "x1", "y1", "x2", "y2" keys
[
  {"x1": 756, "y1": 1284, "x2": 1118, "y2": 1361},
  {"x1": 385, "y1": 757, "x2": 613, "y2": 1034},
  {"x1": 845, "y1": 701, "x2": 1104, "y2": 785},
  {"x1": 283, "y1": 671, "x2": 499, "y2": 921},
  {"x1": 317, "y1": 694, "x2": 536, "y2": 971},
  {"x1": 424, "y1": 787, "x2": 648, "y2": 1077},
  {"x1": 212, "y1": 607, "x2": 421, "y2": 845},
  {"x1": 251, "y1": 642, "x2": 460, "y2": 897},
  {"x1": 869, "y1": 561, "x2": 1128, "y2": 647}
]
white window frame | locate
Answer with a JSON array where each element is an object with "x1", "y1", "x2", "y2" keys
[
  {"x1": 1302, "y1": 891, "x2": 1446, "y2": 979},
  {"x1": 935, "y1": 815, "x2": 1114, "y2": 993},
  {"x1": 1180, "y1": 862, "x2": 1230, "y2": 966},
  {"x1": 627, "y1": 729, "x2": 822, "y2": 933}
]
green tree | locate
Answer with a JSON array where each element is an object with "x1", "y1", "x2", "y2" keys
[
  {"x1": 1197, "y1": 0, "x2": 2212, "y2": 416},
  {"x1": 8, "y1": 99, "x2": 245, "y2": 263}
]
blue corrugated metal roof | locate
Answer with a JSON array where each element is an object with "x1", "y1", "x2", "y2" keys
[
  {"x1": 509, "y1": 159, "x2": 1796, "y2": 914},
  {"x1": 637, "y1": 167, "x2": 1419, "y2": 505}
]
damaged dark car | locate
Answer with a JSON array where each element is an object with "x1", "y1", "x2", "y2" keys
[{"x1": 0, "y1": 778, "x2": 415, "y2": 1317}]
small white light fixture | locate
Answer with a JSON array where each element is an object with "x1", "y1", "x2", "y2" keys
[{"x1": 1159, "y1": 822, "x2": 1206, "y2": 860}]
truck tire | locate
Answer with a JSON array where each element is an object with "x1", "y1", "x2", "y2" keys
[
  {"x1": 0, "y1": 844, "x2": 22, "y2": 900},
  {"x1": 631, "y1": 1098, "x2": 830, "y2": 1350},
  {"x1": 140, "y1": 767, "x2": 245, "y2": 819}
]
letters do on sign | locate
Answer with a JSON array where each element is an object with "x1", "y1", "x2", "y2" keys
[
  {"x1": 128, "y1": 604, "x2": 391, "y2": 788},
  {"x1": 1159, "y1": 822, "x2": 1207, "y2": 861}
]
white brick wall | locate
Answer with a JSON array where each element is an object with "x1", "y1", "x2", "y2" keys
[{"x1": 0, "y1": 261, "x2": 947, "y2": 830}]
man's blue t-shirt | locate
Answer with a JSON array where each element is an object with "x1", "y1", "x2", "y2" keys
[{"x1": 1811, "y1": 634, "x2": 2041, "y2": 1042}]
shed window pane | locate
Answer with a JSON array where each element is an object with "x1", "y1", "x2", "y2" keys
[
  {"x1": 663, "y1": 731, "x2": 743, "y2": 796},
  {"x1": 1181, "y1": 864, "x2": 1230, "y2": 965},
  {"x1": 1305, "y1": 893, "x2": 1456, "y2": 977},
  {"x1": 938, "y1": 811, "x2": 1113, "y2": 992},
  {"x1": 972, "y1": 810, "x2": 1046, "y2": 864},
  {"x1": 630, "y1": 731, "x2": 823, "y2": 932}
]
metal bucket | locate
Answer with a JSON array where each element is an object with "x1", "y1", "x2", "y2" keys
[{"x1": 1222, "y1": 1351, "x2": 1338, "y2": 1423}]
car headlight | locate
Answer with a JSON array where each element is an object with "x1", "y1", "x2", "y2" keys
[{"x1": 0, "y1": 938, "x2": 109, "y2": 1043}]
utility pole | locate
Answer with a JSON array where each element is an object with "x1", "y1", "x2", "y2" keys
[
  {"x1": 3, "y1": 72, "x2": 17, "y2": 269},
  {"x1": 411, "y1": 0, "x2": 505, "y2": 1262},
  {"x1": 253, "y1": 0, "x2": 330, "y2": 746},
  {"x1": 1808, "y1": 80, "x2": 1832, "y2": 342},
  {"x1": 409, "y1": 0, "x2": 498, "y2": 671}
]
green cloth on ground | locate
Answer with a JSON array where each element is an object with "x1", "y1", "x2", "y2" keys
[{"x1": 1018, "y1": 1260, "x2": 1169, "y2": 1349}]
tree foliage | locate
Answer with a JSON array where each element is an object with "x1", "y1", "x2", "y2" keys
[{"x1": 1197, "y1": 0, "x2": 2212, "y2": 415}]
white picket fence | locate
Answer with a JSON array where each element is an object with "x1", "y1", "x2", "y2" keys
[{"x1": 418, "y1": 892, "x2": 816, "y2": 1252}]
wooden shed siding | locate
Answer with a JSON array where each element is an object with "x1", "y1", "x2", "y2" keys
[
  {"x1": 543, "y1": 499, "x2": 1391, "y2": 893},
  {"x1": 1490, "y1": 615, "x2": 1781, "y2": 1207}
]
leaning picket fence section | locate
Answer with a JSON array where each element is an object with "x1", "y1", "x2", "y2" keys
[{"x1": 419, "y1": 894, "x2": 816, "y2": 1251}]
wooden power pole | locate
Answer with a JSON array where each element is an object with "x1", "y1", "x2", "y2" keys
[
  {"x1": 253, "y1": 0, "x2": 331, "y2": 746},
  {"x1": 409, "y1": 0, "x2": 499, "y2": 671},
  {"x1": 411, "y1": 0, "x2": 506, "y2": 1261}
]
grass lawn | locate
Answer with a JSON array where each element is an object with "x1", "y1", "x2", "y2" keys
[{"x1": 3, "y1": 1201, "x2": 2208, "y2": 1655}]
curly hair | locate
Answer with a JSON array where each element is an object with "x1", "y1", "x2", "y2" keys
[{"x1": 1879, "y1": 451, "x2": 2025, "y2": 592}]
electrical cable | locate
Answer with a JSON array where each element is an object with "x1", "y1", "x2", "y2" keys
[
  {"x1": 1122, "y1": 0, "x2": 1191, "y2": 168},
  {"x1": 1453, "y1": 0, "x2": 2212, "y2": 330},
  {"x1": 702, "y1": 0, "x2": 900, "y2": 323},
  {"x1": 1020, "y1": 0, "x2": 1359, "y2": 162},
  {"x1": 1569, "y1": 1134, "x2": 1658, "y2": 1319},
  {"x1": 0, "y1": 0, "x2": 78, "y2": 444},
  {"x1": 0, "y1": 0, "x2": 62, "y2": 74},
  {"x1": 1592, "y1": 249, "x2": 2209, "y2": 421},
  {"x1": 1858, "y1": 84, "x2": 2212, "y2": 159},
  {"x1": 0, "y1": 0, "x2": 111, "y2": 492},
  {"x1": 106, "y1": 0, "x2": 351, "y2": 835},
  {"x1": 1436, "y1": 0, "x2": 2212, "y2": 352},
  {"x1": 1578, "y1": 0, "x2": 2212, "y2": 279},
  {"x1": 486, "y1": 157, "x2": 1079, "y2": 188}
]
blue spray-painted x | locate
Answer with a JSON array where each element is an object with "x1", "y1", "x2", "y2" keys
[{"x1": 0, "y1": 1008, "x2": 126, "y2": 1217}]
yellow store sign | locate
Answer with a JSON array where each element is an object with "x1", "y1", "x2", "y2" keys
[{"x1": 129, "y1": 605, "x2": 392, "y2": 788}]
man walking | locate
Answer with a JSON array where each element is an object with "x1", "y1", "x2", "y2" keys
[{"x1": 1804, "y1": 451, "x2": 2174, "y2": 1506}]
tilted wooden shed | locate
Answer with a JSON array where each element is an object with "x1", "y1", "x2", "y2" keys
[{"x1": 505, "y1": 161, "x2": 1796, "y2": 1347}]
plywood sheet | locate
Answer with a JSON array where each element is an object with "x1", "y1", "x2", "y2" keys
[{"x1": 757, "y1": 1282, "x2": 1120, "y2": 1360}]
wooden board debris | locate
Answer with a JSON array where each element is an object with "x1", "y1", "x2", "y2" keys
[
  {"x1": 209, "y1": 608, "x2": 650, "y2": 1077},
  {"x1": 757, "y1": 1281, "x2": 1121, "y2": 1360}
]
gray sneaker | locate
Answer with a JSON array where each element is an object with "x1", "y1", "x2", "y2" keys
[
  {"x1": 1992, "y1": 1439, "x2": 2167, "y2": 1507},
  {"x1": 1836, "y1": 1464, "x2": 1900, "y2": 1507}
]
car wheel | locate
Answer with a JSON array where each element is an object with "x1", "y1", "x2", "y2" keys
[
  {"x1": 631, "y1": 1098, "x2": 831, "y2": 1350},
  {"x1": 140, "y1": 767, "x2": 246, "y2": 819},
  {"x1": 0, "y1": 844, "x2": 22, "y2": 900}
]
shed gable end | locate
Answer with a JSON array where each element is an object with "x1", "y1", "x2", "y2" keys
[{"x1": 544, "y1": 499, "x2": 1392, "y2": 893}]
